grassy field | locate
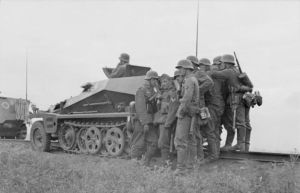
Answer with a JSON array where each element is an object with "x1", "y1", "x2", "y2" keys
[{"x1": 0, "y1": 142, "x2": 299, "y2": 193}]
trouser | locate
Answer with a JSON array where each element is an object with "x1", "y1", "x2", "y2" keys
[
  {"x1": 199, "y1": 118, "x2": 218, "y2": 159},
  {"x1": 222, "y1": 106, "x2": 235, "y2": 146},
  {"x1": 208, "y1": 104, "x2": 224, "y2": 156},
  {"x1": 130, "y1": 120, "x2": 146, "y2": 159},
  {"x1": 223, "y1": 104, "x2": 246, "y2": 151},
  {"x1": 144, "y1": 125, "x2": 158, "y2": 163},
  {"x1": 174, "y1": 116, "x2": 197, "y2": 170},
  {"x1": 245, "y1": 107, "x2": 252, "y2": 152},
  {"x1": 158, "y1": 124, "x2": 170, "y2": 161}
]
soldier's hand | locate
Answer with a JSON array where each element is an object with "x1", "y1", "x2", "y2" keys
[{"x1": 143, "y1": 124, "x2": 150, "y2": 133}]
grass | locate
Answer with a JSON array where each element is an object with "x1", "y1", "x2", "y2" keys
[{"x1": 0, "y1": 142, "x2": 299, "y2": 193}]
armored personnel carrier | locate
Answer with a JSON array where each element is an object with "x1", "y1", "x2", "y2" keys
[{"x1": 30, "y1": 65, "x2": 150, "y2": 156}]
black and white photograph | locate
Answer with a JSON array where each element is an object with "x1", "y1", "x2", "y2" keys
[{"x1": 0, "y1": 0, "x2": 299, "y2": 192}]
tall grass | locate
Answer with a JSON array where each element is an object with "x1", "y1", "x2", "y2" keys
[{"x1": 0, "y1": 143, "x2": 299, "y2": 193}]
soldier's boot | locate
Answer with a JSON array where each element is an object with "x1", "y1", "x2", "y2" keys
[
  {"x1": 220, "y1": 131, "x2": 235, "y2": 151},
  {"x1": 245, "y1": 143, "x2": 250, "y2": 152},
  {"x1": 197, "y1": 136, "x2": 204, "y2": 161},
  {"x1": 229, "y1": 128, "x2": 246, "y2": 152},
  {"x1": 143, "y1": 145, "x2": 157, "y2": 167},
  {"x1": 175, "y1": 149, "x2": 186, "y2": 176},
  {"x1": 160, "y1": 150, "x2": 170, "y2": 166},
  {"x1": 245, "y1": 129, "x2": 251, "y2": 152}
]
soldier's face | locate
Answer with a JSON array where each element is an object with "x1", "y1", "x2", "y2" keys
[
  {"x1": 175, "y1": 75, "x2": 184, "y2": 84},
  {"x1": 150, "y1": 78, "x2": 159, "y2": 87},
  {"x1": 219, "y1": 62, "x2": 226, "y2": 70}
]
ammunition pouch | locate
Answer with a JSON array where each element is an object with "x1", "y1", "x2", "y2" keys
[{"x1": 146, "y1": 100, "x2": 158, "y2": 114}]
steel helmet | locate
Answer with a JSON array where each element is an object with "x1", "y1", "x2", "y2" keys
[
  {"x1": 198, "y1": 58, "x2": 211, "y2": 66},
  {"x1": 173, "y1": 70, "x2": 183, "y2": 78},
  {"x1": 186, "y1": 55, "x2": 199, "y2": 65},
  {"x1": 119, "y1": 53, "x2": 130, "y2": 62},
  {"x1": 145, "y1": 70, "x2": 159, "y2": 80},
  {"x1": 212, "y1": 56, "x2": 222, "y2": 65},
  {"x1": 176, "y1": 59, "x2": 194, "y2": 70},
  {"x1": 220, "y1": 54, "x2": 235, "y2": 65}
]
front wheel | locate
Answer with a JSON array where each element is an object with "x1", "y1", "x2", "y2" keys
[{"x1": 30, "y1": 121, "x2": 51, "y2": 152}]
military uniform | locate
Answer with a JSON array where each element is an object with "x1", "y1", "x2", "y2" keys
[
  {"x1": 153, "y1": 75, "x2": 174, "y2": 163},
  {"x1": 194, "y1": 68, "x2": 218, "y2": 161},
  {"x1": 134, "y1": 79, "x2": 158, "y2": 164},
  {"x1": 175, "y1": 72, "x2": 199, "y2": 170},
  {"x1": 205, "y1": 76, "x2": 226, "y2": 157},
  {"x1": 109, "y1": 53, "x2": 130, "y2": 78},
  {"x1": 110, "y1": 63, "x2": 128, "y2": 78},
  {"x1": 211, "y1": 61, "x2": 249, "y2": 151}
]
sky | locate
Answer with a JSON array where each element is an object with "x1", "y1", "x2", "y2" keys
[{"x1": 0, "y1": 0, "x2": 300, "y2": 153}]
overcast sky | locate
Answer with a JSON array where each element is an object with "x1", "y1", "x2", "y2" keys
[{"x1": 0, "y1": 0, "x2": 299, "y2": 153}]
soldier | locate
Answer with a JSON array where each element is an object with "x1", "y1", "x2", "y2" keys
[
  {"x1": 164, "y1": 70, "x2": 184, "y2": 157},
  {"x1": 109, "y1": 53, "x2": 130, "y2": 78},
  {"x1": 203, "y1": 56, "x2": 226, "y2": 157},
  {"x1": 210, "y1": 54, "x2": 252, "y2": 152},
  {"x1": 134, "y1": 70, "x2": 160, "y2": 166},
  {"x1": 243, "y1": 91, "x2": 263, "y2": 152},
  {"x1": 195, "y1": 58, "x2": 218, "y2": 162},
  {"x1": 186, "y1": 55, "x2": 199, "y2": 72},
  {"x1": 174, "y1": 59, "x2": 199, "y2": 174},
  {"x1": 155, "y1": 74, "x2": 174, "y2": 164}
]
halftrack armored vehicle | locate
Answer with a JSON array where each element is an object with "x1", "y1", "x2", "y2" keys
[{"x1": 30, "y1": 65, "x2": 150, "y2": 156}]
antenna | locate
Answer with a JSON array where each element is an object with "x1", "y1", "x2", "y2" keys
[
  {"x1": 195, "y1": 0, "x2": 199, "y2": 57},
  {"x1": 26, "y1": 49, "x2": 28, "y2": 101}
]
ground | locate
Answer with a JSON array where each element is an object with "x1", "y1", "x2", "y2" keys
[{"x1": 0, "y1": 141, "x2": 299, "y2": 193}]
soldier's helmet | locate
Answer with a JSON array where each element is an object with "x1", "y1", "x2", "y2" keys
[
  {"x1": 186, "y1": 55, "x2": 199, "y2": 66},
  {"x1": 145, "y1": 70, "x2": 159, "y2": 80},
  {"x1": 173, "y1": 70, "x2": 183, "y2": 78},
  {"x1": 220, "y1": 54, "x2": 235, "y2": 65},
  {"x1": 212, "y1": 56, "x2": 222, "y2": 65},
  {"x1": 176, "y1": 59, "x2": 194, "y2": 70},
  {"x1": 119, "y1": 53, "x2": 130, "y2": 63},
  {"x1": 198, "y1": 58, "x2": 211, "y2": 66}
]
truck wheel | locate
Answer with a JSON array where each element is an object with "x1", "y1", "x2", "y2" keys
[{"x1": 30, "y1": 121, "x2": 51, "y2": 152}]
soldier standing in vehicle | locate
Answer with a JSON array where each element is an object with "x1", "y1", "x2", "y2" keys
[
  {"x1": 174, "y1": 59, "x2": 199, "y2": 174},
  {"x1": 210, "y1": 54, "x2": 252, "y2": 152},
  {"x1": 135, "y1": 70, "x2": 160, "y2": 166},
  {"x1": 109, "y1": 53, "x2": 130, "y2": 78}
]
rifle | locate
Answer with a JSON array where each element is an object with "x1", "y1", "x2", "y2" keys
[
  {"x1": 169, "y1": 124, "x2": 175, "y2": 153},
  {"x1": 234, "y1": 51, "x2": 243, "y2": 73}
]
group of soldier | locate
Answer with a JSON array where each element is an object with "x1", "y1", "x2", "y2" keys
[{"x1": 113, "y1": 53, "x2": 262, "y2": 174}]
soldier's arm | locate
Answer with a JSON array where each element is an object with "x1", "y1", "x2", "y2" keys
[
  {"x1": 109, "y1": 65, "x2": 126, "y2": 78},
  {"x1": 199, "y1": 74, "x2": 214, "y2": 93},
  {"x1": 180, "y1": 78, "x2": 194, "y2": 105},
  {"x1": 210, "y1": 69, "x2": 231, "y2": 81},
  {"x1": 135, "y1": 88, "x2": 152, "y2": 125}
]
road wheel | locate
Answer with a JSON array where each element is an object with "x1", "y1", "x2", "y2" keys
[
  {"x1": 58, "y1": 124, "x2": 76, "y2": 151},
  {"x1": 76, "y1": 128, "x2": 88, "y2": 153},
  {"x1": 85, "y1": 127, "x2": 102, "y2": 154},
  {"x1": 105, "y1": 127, "x2": 125, "y2": 156},
  {"x1": 30, "y1": 121, "x2": 50, "y2": 152}
]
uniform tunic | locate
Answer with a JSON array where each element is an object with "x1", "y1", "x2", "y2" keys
[{"x1": 175, "y1": 74, "x2": 199, "y2": 169}]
